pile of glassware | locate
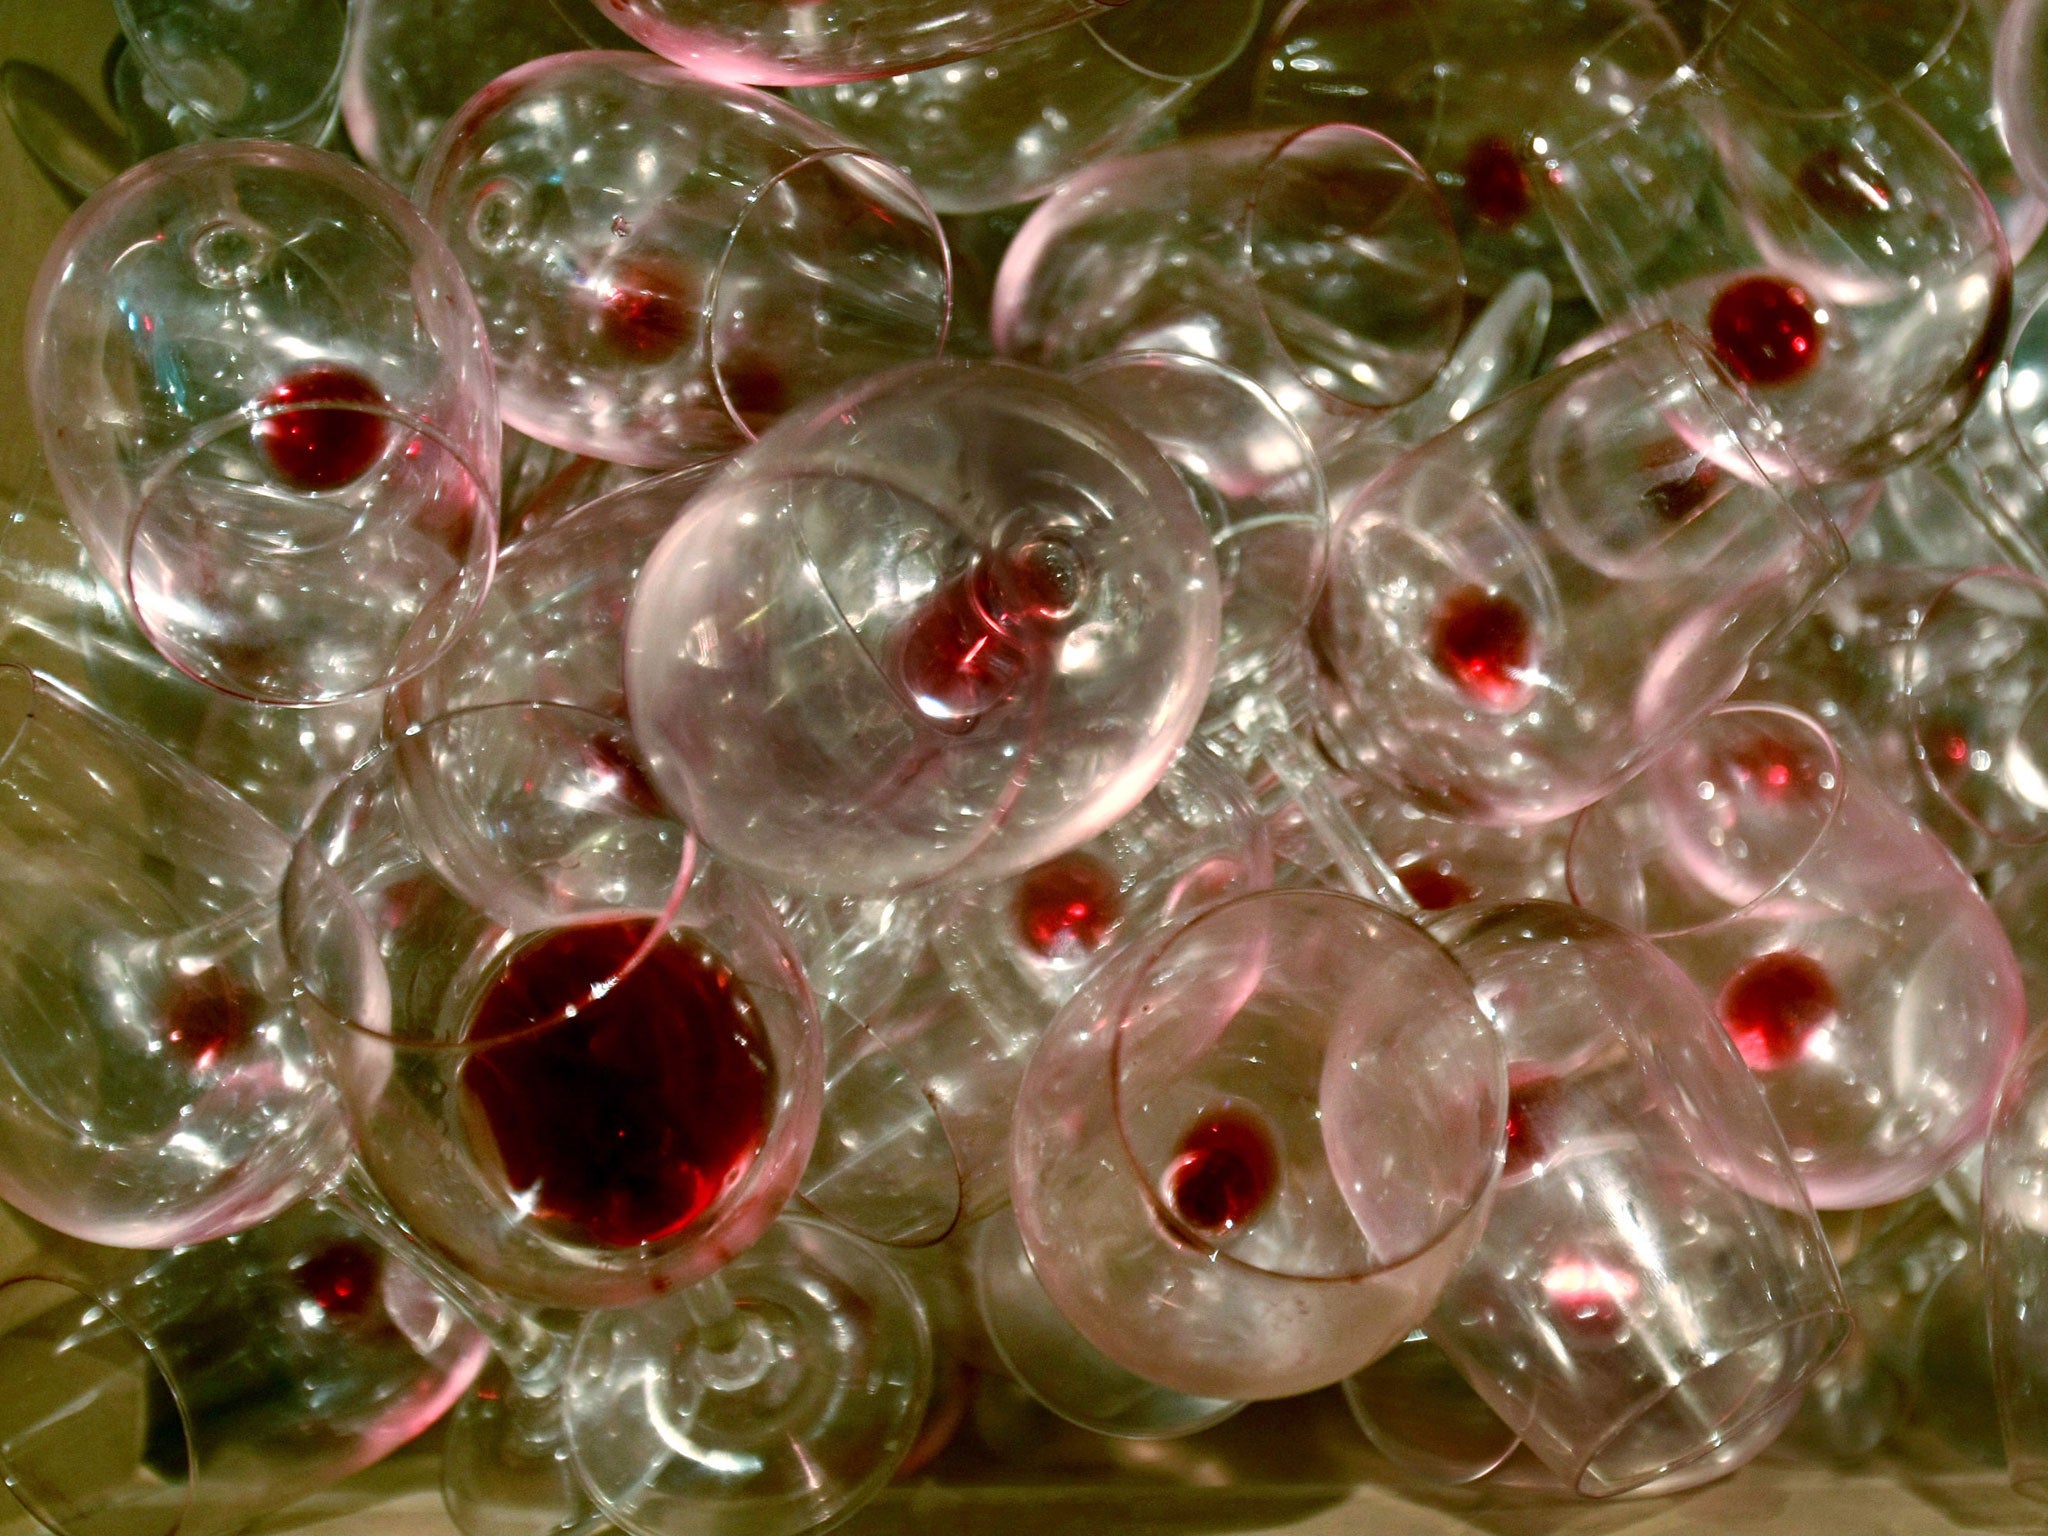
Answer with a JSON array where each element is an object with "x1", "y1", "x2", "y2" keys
[{"x1": 11, "y1": 0, "x2": 2048, "y2": 1530}]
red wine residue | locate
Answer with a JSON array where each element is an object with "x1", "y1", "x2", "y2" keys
[
  {"x1": 254, "y1": 366, "x2": 390, "y2": 491},
  {"x1": 292, "y1": 1240, "x2": 381, "y2": 1319},
  {"x1": 159, "y1": 964, "x2": 262, "y2": 1070},
  {"x1": 1431, "y1": 585, "x2": 1536, "y2": 711},
  {"x1": 1461, "y1": 136, "x2": 1533, "y2": 229},
  {"x1": 1719, "y1": 950, "x2": 1837, "y2": 1070},
  {"x1": 1164, "y1": 1108, "x2": 1279, "y2": 1235},
  {"x1": 1709, "y1": 276, "x2": 1823, "y2": 388},
  {"x1": 1013, "y1": 851, "x2": 1124, "y2": 959}
]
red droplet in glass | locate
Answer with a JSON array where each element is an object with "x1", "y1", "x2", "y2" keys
[
  {"x1": 459, "y1": 919, "x2": 774, "y2": 1248},
  {"x1": 1709, "y1": 276, "x2": 1823, "y2": 388},
  {"x1": 896, "y1": 545, "x2": 1077, "y2": 733},
  {"x1": 254, "y1": 366, "x2": 390, "y2": 492},
  {"x1": 1643, "y1": 458, "x2": 1723, "y2": 523},
  {"x1": 1919, "y1": 710, "x2": 1978, "y2": 792},
  {"x1": 1396, "y1": 859, "x2": 1473, "y2": 912},
  {"x1": 1013, "y1": 851, "x2": 1124, "y2": 959},
  {"x1": 1502, "y1": 1072, "x2": 1559, "y2": 1179},
  {"x1": 1719, "y1": 950, "x2": 1838, "y2": 1070},
  {"x1": 159, "y1": 965, "x2": 262, "y2": 1070},
  {"x1": 1164, "y1": 1108, "x2": 1279, "y2": 1235},
  {"x1": 1728, "y1": 735, "x2": 1817, "y2": 802},
  {"x1": 1461, "y1": 136, "x2": 1533, "y2": 229},
  {"x1": 717, "y1": 352, "x2": 790, "y2": 421},
  {"x1": 293, "y1": 1240, "x2": 381, "y2": 1318},
  {"x1": 1796, "y1": 147, "x2": 1893, "y2": 221},
  {"x1": 584, "y1": 730, "x2": 670, "y2": 820},
  {"x1": 1431, "y1": 585, "x2": 1535, "y2": 711},
  {"x1": 595, "y1": 258, "x2": 697, "y2": 363}
]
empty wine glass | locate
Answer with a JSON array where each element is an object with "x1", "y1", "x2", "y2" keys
[
  {"x1": 0, "y1": 1200, "x2": 489, "y2": 1536},
  {"x1": 25, "y1": 139, "x2": 500, "y2": 705},
  {"x1": 1568, "y1": 702, "x2": 2025, "y2": 1208},
  {"x1": 1425, "y1": 899, "x2": 1847, "y2": 1497},
  {"x1": 624, "y1": 359, "x2": 1221, "y2": 896},
  {"x1": 789, "y1": 0, "x2": 1260, "y2": 215},
  {"x1": 414, "y1": 53, "x2": 952, "y2": 468},
  {"x1": 0, "y1": 663, "x2": 350, "y2": 1250},
  {"x1": 115, "y1": 0, "x2": 350, "y2": 144},
  {"x1": 991, "y1": 124, "x2": 1466, "y2": 448},
  {"x1": 593, "y1": 0, "x2": 1127, "y2": 86},
  {"x1": 1011, "y1": 887, "x2": 1506, "y2": 1400},
  {"x1": 1313, "y1": 322, "x2": 1845, "y2": 826},
  {"x1": 1539, "y1": 0, "x2": 2012, "y2": 484},
  {"x1": 1255, "y1": 0, "x2": 1686, "y2": 297}
]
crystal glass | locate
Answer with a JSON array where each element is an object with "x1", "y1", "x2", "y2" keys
[
  {"x1": 2000, "y1": 0, "x2": 2048, "y2": 219},
  {"x1": 1011, "y1": 887, "x2": 1506, "y2": 1400},
  {"x1": 1986, "y1": 1027, "x2": 2048, "y2": 1500},
  {"x1": 789, "y1": 0, "x2": 1260, "y2": 214},
  {"x1": 25, "y1": 139, "x2": 500, "y2": 705},
  {"x1": 1313, "y1": 322, "x2": 1846, "y2": 825},
  {"x1": 1426, "y1": 899, "x2": 1847, "y2": 1498},
  {"x1": 415, "y1": 53, "x2": 952, "y2": 468},
  {"x1": 1254, "y1": 0, "x2": 1687, "y2": 297},
  {"x1": 0, "y1": 1200, "x2": 488, "y2": 1536},
  {"x1": 1538, "y1": 0, "x2": 2012, "y2": 484},
  {"x1": 991, "y1": 125, "x2": 1466, "y2": 447},
  {"x1": 593, "y1": 0, "x2": 1126, "y2": 86},
  {"x1": 115, "y1": 0, "x2": 349, "y2": 143},
  {"x1": 624, "y1": 359, "x2": 1221, "y2": 896},
  {"x1": 0, "y1": 664, "x2": 349, "y2": 1249},
  {"x1": 1568, "y1": 703, "x2": 2025, "y2": 1208}
]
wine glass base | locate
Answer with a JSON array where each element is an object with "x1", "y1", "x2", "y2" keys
[
  {"x1": 443, "y1": 1354, "x2": 607, "y2": 1536},
  {"x1": 565, "y1": 1216, "x2": 931, "y2": 1536}
]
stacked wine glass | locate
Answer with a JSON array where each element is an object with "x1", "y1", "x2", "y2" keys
[{"x1": 13, "y1": 0, "x2": 2048, "y2": 1528}]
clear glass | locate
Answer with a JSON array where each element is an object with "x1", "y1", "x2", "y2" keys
[
  {"x1": 1313, "y1": 323, "x2": 1846, "y2": 825},
  {"x1": 1010, "y1": 888, "x2": 1506, "y2": 1400},
  {"x1": 0, "y1": 1201, "x2": 489, "y2": 1536},
  {"x1": 1255, "y1": 0, "x2": 1686, "y2": 297},
  {"x1": 789, "y1": 0, "x2": 1260, "y2": 214},
  {"x1": 1999, "y1": 0, "x2": 2048, "y2": 222},
  {"x1": 991, "y1": 124, "x2": 1466, "y2": 447},
  {"x1": 1425, "y1": 899, "x2": 1847, "y2": 1498},
  {"x1": 593, "y1": 0, "x2": 1122, "y2": 86},
  {"x1": 282, "y1": 701, "x2": 823, "y2": 1309},
  {"x1": 0, "y1": 664, "x2": 349, "y2": 1249},
  {"x1": 1539, "y1": 0, "x2": 2013, "y2": 484},
  {"x1": 624, "y1": 359, "x2": 1222, "y2": 896},
  {"x1": 1568, "y1": 703, "x2": 2025, "y2": 1208},
  {"x1": 24, "y1": 139, "x2": 501, "y2": 705},
  {"x1": 1986, "y1": 1027, "x2": 2048, "y2": 1500},
  {"x1": 415, "y1": 53, "x2": 953, "y2": 469},
  {"x1": 114, "y1": 0, "x2": 349, "y2": 143}
]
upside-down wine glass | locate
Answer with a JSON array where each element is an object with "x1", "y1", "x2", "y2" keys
[
  {"x1": 114, "y1": 0, "x2": 351, "y2": 145},
  {"x1": 415, "y1": 53, "x2": 952, "y2": 468},
  {"x1": 25, "y1": 139, "x2": 500, "y2": 705}
]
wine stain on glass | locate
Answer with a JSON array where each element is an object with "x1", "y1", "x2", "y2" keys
[
  {"x1": 1796, "y1": 147, "x2": 1893, "y2": 221},
  {"x1": 1708, "y1": 276, "x2": 1823, "y2": 388},
  {"x1": 1501, "y1": 1072, "x2": 1560, "y2": 1180},
  {"x1": 1395, "y1": 858, "x2": 1474, "y2": 912},
  {"x1": 292, "y1": 1239, "x2": 382, "y2": 1319},
  {"x1": 458, "y1": 919, "x2": 773, "y2": 1248},
  {"x1": 254, "y1": 366, "x2": 391, "y2": 492},
  {"x1": 1643, "y1": 458, "x2": 1723, "y2": 524},
  {"x1": 1431, "y1": 585, "x2": 1537, "y2": 711},
  {"x1": 1164, "y1": 1107, "x2": 1280, "y2": 1237},
  {"x1": 1013, "y1": 850, "x2": 1124, "y2": 960},
  {"x1": 593, "y1": 257, "x2": 698, "y2": 364},
  {"x1": 1718, "y1": 950, "x2": 1838, "y2": 1071},
  {"x1": 1460, "y1": 136, "x2": 1533, "y2": 230},
  {"x1": 158, "y1": 963, "x2": 263, "y2": 1071},
  {"x1": 896, "y1": 538, "x2": 1084, "y2": 733}
]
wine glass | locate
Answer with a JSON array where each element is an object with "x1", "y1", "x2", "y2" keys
[
  {"x1": 414, "y1": 53, "x2": 953, "y2": 468},
  {"x1": 0, "y1": 663, "x2": 350, "y2": 1250},
  {"x1": 1567, "y1": 702, "x2": 2025, "y2": 1209},
  {"x1": 1987, "y1": 1026, "x2": 2048, "y2": 1500},
  {"x1": 788, "y1": 0, "x2": 1261, "y2": 215},
  {"x1": 592, "y1": 0, "x2": 1128, "y2": 86},
  {"x1": 1011, "y1": 887, "x2": 1506, "y2": 1400},
  {"x1": 1313, "y1": 322, "x2": 1846, "y2": 826},
  {"x1": 114, "y1": 0, "x2": 350, "y2": 144},
  {"x1": 1254, "y1": 0, "x2": 1687, "y2": 297},
  {"x1": 25, "y1": 139, "x2": 500, "y2": 706},
  {"x1": 0, "y1": 1199, "x2": 489, "y2": 1536},
  {"x1": 624, "y1": 359, "x2": 1222, "y2": 896},
  {"x1": 991, "y1": 124, "x2": 1467, "y2": 448},
  {"x1": 1538, "y1": 0, "x2": 2012, "y2": 484},
  {"x1": 1424, "y1": 899, "x2": 1847, "y2": 1498},
  {"x1": 2000, "y1": 0, "x2": 2048, "y2": 218}
]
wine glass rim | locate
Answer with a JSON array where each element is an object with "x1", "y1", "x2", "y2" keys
[
  {"x1": 124, "y1": 396, "x2": 499, "y2": 709},
  {"x1": 1256, "y1": 0, "x2": 1449, "y2": 159},
  {"x1": 1106, "y1": 885, "x2": 1503, "y2": 1285},
  {"x1": 114, "y1": 0, "x2": 350, "y2": 140},
  {"x1": 1086, "y1": 0, "x2": 1264, "y2": 85}
]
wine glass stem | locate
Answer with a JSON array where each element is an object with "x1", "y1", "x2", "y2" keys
[{"x1": 682, "y1": 1273, "x2": 776, "y2": 1392}]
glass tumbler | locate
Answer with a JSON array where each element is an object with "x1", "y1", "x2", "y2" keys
[
  {"x1": 415, "y1": 53, "x2": 952, "y2": 468},
  {"x1": 25, "y1": 139, "x2": 500, "y2": 705}
]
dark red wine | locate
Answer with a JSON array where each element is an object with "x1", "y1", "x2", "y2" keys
[
  {"x1": 595, "y1": 257, "x2": 697, "y2": 363},
  {"x1": 1796, "y1": 147, "x2": 1892, "y2": 220},
  {"x1": 254, "y1": 366, "x2": 390, "y2": 491},
  {"x1": 717, "y1": 351, "x2": 790, "y2": 419},
  {"x1": 459, "y1": 920, "x2": 774, "y2": 1248},
  {"x1": 1164, "y1": 1108, "x2": 1278, "y2": 1235},
  {"x1": 159, "y1": 964, "x2": 262, "y2": 1071},
  {"x1": 1709, "y1": 276, "x2": 1823, "y2": 388},
  {"x1": 292, "y1": 1239, "x2": 381, "y2": 1319},
  {"x1": 1719, "y1": 950, "x2": 1837, "y2": 1070},
  {"x1": 1396, "y1": 858, "x2": 1473, "y2": 912},
  {"x1": 1013, "y1": 850, "x2": 1124, "y2": 958},
  {"x1": 583, "y1": 728, "x2": 670, "y2": 820},
  {"x1": 1643, "y1": 458, "x2": 1723, "y2": 523},
  {"x1": 1431, "y1": 585, "x2": 1535, "y2": 711},
  {"x1": 1502, "y1": 1073, "x2": 1559, "y2": 1179},
  {"x1": 1461, "y1": 136, "x2": 1533, "y2": 229}
]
